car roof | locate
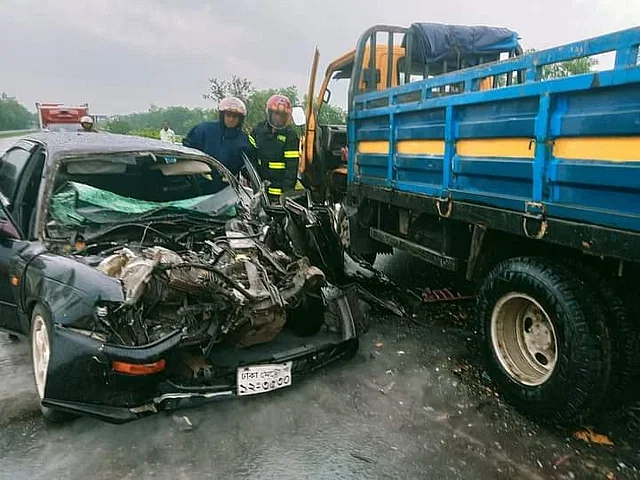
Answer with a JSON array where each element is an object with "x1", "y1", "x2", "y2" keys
[{"x1": 21, "y1": 132, "x2": 208, "y2": 162}]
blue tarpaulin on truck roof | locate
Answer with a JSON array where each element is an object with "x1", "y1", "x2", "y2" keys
[{"x1": 405, "y1": 23, "x2": 520, "y2": 63}]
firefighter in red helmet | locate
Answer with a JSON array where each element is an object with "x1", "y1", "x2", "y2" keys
[{"x1": 250, "y1": 94, "x2": 301, "y2": 202}]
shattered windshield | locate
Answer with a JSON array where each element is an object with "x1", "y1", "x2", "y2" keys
[{"x1": 46, "y1": 152, "x2": 241, "y2": 239}]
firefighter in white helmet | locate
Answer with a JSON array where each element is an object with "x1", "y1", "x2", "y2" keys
[
  {"x1": 183, "y1": 97, "x2": 256, "y2": 177},
  {"x1": 78, "y1": 116, "x2": 97, "y2": 132}
]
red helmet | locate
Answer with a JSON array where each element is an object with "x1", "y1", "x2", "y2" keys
[{"x1": 265, "y1": 94, "x2": 292, "y2": 130}]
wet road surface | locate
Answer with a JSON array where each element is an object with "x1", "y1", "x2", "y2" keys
[
  {"x1": 1, "y1": 253, "x2": 639, "y2": 479},
  {"x1": 0, "y1": 136, "x2": 22, "y2": 154}
]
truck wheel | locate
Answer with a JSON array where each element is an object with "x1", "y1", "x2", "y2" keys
[
  {"x1": 562, "y1": 260, "x2": 640, "y2": 406},
  {"x1": 477, "y1": 258, "x2": 611, "y2": 424},
  {"x1": 30, "y1": 304, "x2": 76, "y2": 423}
]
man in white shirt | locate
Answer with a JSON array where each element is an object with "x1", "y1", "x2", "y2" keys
[{"x1": 159, "y1": 120, "x2": 176, "y2": 143}]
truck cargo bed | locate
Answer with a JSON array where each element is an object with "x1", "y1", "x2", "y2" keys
[{"x1": 348, "y1": 28, "x2": 640, "y2": 253}]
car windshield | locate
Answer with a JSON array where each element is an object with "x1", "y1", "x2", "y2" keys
[{"x1": 46, "y1": 152, "x2": 241, "y2": 238}]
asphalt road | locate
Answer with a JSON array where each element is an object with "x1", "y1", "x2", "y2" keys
[
  {"x1": 0, "y1": 136, "x2": 19, "y2": 154},
  {"x1": 1, "y1": 253, "x2": 638, "y2": 480}
]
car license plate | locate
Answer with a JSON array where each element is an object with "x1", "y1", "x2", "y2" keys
[{"x1": 237, "y1": 362, "x2": 292, "y2": 396}]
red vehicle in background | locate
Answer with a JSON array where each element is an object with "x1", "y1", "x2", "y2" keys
[{"x1": 36, "y1": 103, "x2": 90, "y2": 132}]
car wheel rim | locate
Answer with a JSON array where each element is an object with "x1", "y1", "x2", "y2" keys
[
  {"x1": 490, "y1": 293, "x2": 558, "y2": 387},
  {"x1": 32, "y1": 314, "x2": 50, "y2": 400}
]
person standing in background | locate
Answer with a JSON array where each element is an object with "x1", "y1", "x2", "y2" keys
[{"x1": 159, "y1": 120, "x2": 176, "y2": 143}]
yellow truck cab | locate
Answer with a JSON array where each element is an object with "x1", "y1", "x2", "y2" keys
[{"x1": 301, "y1": 26, "x2": 513, "y2": 203}]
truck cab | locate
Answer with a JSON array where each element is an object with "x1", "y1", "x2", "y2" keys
[{"x1": 302, "y1": 24, "x2": 522, "y2": 203}]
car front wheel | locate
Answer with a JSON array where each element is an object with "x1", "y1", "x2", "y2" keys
[{"x1": 30, "y1": 304, "x2": 75, "y2": 423}]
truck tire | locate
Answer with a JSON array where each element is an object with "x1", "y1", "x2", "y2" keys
[
  {"x1": 561, "y1": 259, "x2": 640, "y2": 406},
  {"x1": 476, "y1": 258, "x2": 611, "y2": 424}
]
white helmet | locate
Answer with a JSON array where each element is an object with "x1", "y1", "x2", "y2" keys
[
  {"x1": 80, "y1": 115, "x2": 93, "y2": 125},
  {"x1": 218, "y1": 97, "x2": 247, "y2": 117}
]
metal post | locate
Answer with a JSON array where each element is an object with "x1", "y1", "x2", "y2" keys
[
  {"x1": 404, "y1": 33, "x2": 412, "y2": 85},
  {"x1": 387, "y1": 32, "x2": 394, "y2": 88}
]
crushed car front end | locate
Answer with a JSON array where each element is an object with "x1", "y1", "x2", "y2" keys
[
  {"x1": 34, "y1": 146, "x2": 369, "y2": 423},
  {"x1": 44, "y1": 284, "x2": 365, "y2": 423}
]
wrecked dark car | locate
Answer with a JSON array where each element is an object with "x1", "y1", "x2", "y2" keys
[{"x1": 0, "y1": 133, "x2": 368, "y2": 423}]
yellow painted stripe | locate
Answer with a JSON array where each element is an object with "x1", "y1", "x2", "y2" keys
[
  {"x1": 396, "y1": 140, "x2": 445, "y2": 156},
  {"x1": 456, "y1": 138, "x2": 535, "y2": 159},
  {"x1": 553, "y1": 137, "x2": 640, "y2": 162},
  {"x1": 357, "y1": 141, "x2": 389, "y2": 155}
]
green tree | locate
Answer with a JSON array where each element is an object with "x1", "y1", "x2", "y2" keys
[
  {"x1": 106, "y1": 106, "x2": 216, "y2": 137},
  {"x1": 526, "y1": 49, "x2": 598, "y2": 79},
  {"x1": 314, "y1": 100, "x2": 346, "y2": 125},
  {"x1": 203, "y1": 75, "x2": 254, "y2": 107},
  {"x1": 0, "y1": 94, "x2": 34, "y2": 131},
  {"x1": 105, "y1": 119, "x2": 131, "y2": 134}
]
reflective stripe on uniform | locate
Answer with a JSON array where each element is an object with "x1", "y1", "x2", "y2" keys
[
  {"x1": 248, "y1": 135, "x2": 257, "y2": 148},
  {"x1": 268, "y1": 161, "x2": 286, "y2": 169},
  {"x1": 284, "y1": 150, "x2": 299, "y2": 159},
  {"x1": 268, "y1": 187, "x2": 282, "y2": 195}
]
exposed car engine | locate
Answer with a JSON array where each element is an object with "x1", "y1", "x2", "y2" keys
[{"x1": 93, "y1": 217, "x2": 329, "y2": 348}]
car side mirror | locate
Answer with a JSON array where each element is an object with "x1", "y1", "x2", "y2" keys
[{"x1": 291, "y1": 106, "x2": 306, "y2": 127}]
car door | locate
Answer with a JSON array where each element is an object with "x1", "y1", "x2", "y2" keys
[{"x1": 0, "y1": 199, "x2": 25, "y2": 333}]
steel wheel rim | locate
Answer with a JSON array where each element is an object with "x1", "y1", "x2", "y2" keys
[
  {"x1": 490, "y1": 292, "x2": 558, "y2": 386},
  {"x1": 32, "y1": 314, "x2": 50, "y2": 400}
]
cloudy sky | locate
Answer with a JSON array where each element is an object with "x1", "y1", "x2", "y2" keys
[{"x1": 0, "y1": 0, "x2": 637, "y2": 115}]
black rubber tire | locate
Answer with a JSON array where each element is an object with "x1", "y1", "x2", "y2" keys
[
  {"x1": 561, "y1": 259, "x2": 640, "y2": 407},
  {"x1": 287, "y1": 294, "x2": 325, "y2": 337},
  {"x1": 476, "y1": 257, "x2": 611, "y2": 425},
  {"x1": 29, "y1": 304, "x2": 77, "y2": 424}
]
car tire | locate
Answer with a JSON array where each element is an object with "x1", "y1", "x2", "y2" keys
[
  {"x1": 287, "y1": 293, "x2": 325, "y2": 337},
  {"x1": 476, "y1": 257, "x2": 611, "y2": 425},
  {"x1": 29, "y1": 304, "x2": 76, "y2": 423},
  {"x1": 562, "y1": 259, "x2": 640, "y2": 407}
]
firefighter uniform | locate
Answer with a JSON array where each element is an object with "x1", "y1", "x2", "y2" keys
[{"x1": 251, "y1": 121, "x2": 300, "y2": 201}]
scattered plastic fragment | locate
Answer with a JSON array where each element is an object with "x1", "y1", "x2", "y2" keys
[{"x1": 572, "y1": 428, "x2": 614, "y2": 446}]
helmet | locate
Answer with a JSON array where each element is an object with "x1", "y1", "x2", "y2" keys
[
  {"x1": 265, "y1": 94, "x2": 292, "y2": 130},
  {"x1": 80, "y1": 115, "x2": 93, "y2": 124},
  {"x1": 218, "y1": 97, "x2": 247, "y2": 116}
]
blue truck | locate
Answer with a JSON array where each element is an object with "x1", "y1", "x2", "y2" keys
[{"x1": 300, "y1": 23, "x2": 640, "y2": 423}]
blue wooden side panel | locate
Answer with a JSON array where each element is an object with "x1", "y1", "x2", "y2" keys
[{"x1": 349, "y1": 26, "x2": 640, "y2": 233}]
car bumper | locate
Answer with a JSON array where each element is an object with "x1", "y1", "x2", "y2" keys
[{"x1": 42, "y1": 288, "x2": 366, "y2": 424}]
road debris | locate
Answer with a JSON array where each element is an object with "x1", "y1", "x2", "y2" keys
[
  {"x1": 553, "y1": 453, "x2": 573, "y2": 468},
  {"x1": 421, "y1": 287, "x2": 474, "y2": 303},
  {"x1": 173, "y1": 414, "x2": 194, "y2": 432},
  {"x1": 350, "y1": 452, "x2": 374, "y2": 464},
  {"x1": 572, "y1": 428, "x2": 614, "y2": 446},
  {"x1": 379, "y1": 381, "x2": 396, "y2": 395}
]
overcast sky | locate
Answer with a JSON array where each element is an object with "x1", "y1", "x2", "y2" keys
[{"x1": 0, "y1": 0, "x2": 637, "y2": 115}]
